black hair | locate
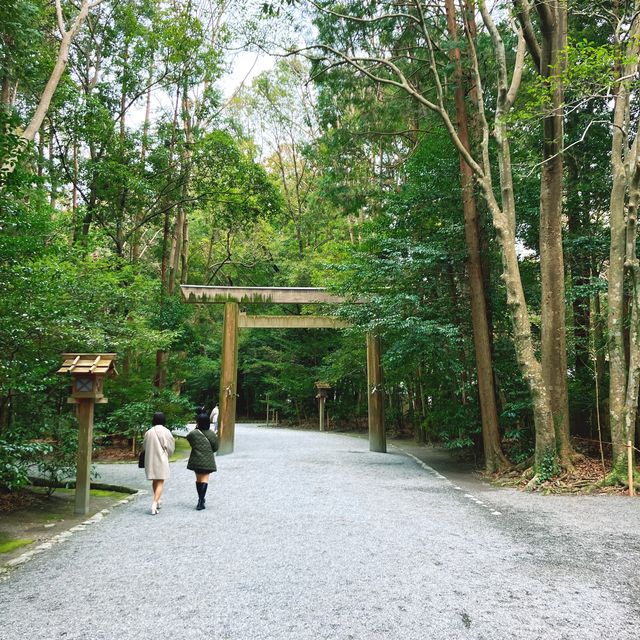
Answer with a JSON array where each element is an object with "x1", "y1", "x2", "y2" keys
[
  {"x1": 152, "y1": 411, "x2": 166, "y2": 426},
  {"x1": 195, "y1": 411, "x2": 210, "y2": 430}
]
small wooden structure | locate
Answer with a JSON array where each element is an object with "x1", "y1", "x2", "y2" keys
[
  {"x1": 181, "y1": 285, "x2": 386, "y2": 455},
  {"x1": 58, "y1": 353, "x2": 117, "y2": 515},
  {"x1": 314, "y1": 382, "x2": 331, "y2": 432}
]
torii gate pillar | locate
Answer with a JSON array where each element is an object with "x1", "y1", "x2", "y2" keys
[
  {"x1": 181, "y1": 286, "x2": 387, "y2": 455},
  {"x1": 219, "y1": 302, "x2": 239, "y2": 454},
  {"x1": 366, "y1": 332, "x2": 386, "y2": 452}
]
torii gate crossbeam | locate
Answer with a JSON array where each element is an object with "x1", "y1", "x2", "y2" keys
[{"x1": 180, "y1": 285, "x2": 386, "y2": 455}]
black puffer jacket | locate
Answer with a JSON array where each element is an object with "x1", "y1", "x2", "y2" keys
[{"x1": 186, "y1": 427, "x2": 218, "y2": 472}]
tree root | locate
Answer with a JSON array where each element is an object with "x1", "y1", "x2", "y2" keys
[
  {"x1": 598, "y1": 469, "x2": 640, "y2": 489},
  {"x1": 559, "y1": 459, "x2": 576, "y2": 475},
  {"x1": 524, "y1": 473, "x2": 542, "y2": 491},
  {"x1": 510, "y1": 456, "x2": 534, "y2": 473},
  {"x1": 556, "y1": 451, "x2": 586, "y2": 475}
]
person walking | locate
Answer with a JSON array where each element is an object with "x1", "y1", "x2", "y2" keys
[
  {"x1": 142, "y1": 412, "x2": 175, "y2": 515},
  {"x1": 210, "y1": 403, "x2": 219, "y2": 433},
  {"x1": 186, "y1": 407, "x2": 219, "y2": 510}
]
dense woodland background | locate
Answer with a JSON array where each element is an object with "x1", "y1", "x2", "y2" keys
[{"x1": 1, "y1": 0, "x2": 639, "y2": 490}]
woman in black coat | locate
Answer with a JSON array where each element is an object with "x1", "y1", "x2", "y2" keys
[{"x1": 186, "y1": 408, "x2": 219, "y2": 510}]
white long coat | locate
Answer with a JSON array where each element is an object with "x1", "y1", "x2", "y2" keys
[{"x1": 143, "y1": 425, "x2": 175, "y2": 480}]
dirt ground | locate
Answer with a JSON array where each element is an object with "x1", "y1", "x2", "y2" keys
[
  {"x1": 390, "y1": 437, "x2": 636, "y2": 496},
  {"x1": 93, "y1": 438, "x2": 139, "y2": 463},
  {"x1": 0, "y1": 485, "x2": 134, "y2": 568},
  {"x1": 0, "y1": 438, "x2": 193, "y2": 570}
]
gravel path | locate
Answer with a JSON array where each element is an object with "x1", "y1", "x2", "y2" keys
[{"x1": 1, "y1": 424, "x2": 639, "y2": 640}]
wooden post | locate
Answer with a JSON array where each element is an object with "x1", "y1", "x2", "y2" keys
[
  {"x1": 75, "y1": 398, "x2": 94, "y2": 515},
  {"x1": 367, "y1": 332, "x2": 386, "y2": 452},
  {"x1": 628, "y1": 440, "x2": 635, "y2": 497},
  {"x1": 57, "y1": 354, "x2": 116, "y2": 515},
  {"x1": 319, "y1": 396, "x2": 326, "y2": 432},
  {"x1": 219, "y1": 302, "x2": 239, "y2": 454},
  {"x1": 266, "y1": 395, "x2": 270, "y2": 426}
]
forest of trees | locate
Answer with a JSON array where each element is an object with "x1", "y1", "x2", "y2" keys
[{"x1": 1, "y1": 0, "x2": 639, "y2": 491}]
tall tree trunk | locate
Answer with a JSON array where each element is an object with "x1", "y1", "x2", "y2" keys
[
  {"x1": 621, "y1": 144, "x2": 640, "y2": 482},
  {"x1": 609, "y1": 131, "x2": 630, "y2": 475},
  {"x1": 1, "y1": 76, "x2": 10, "y2": 105},
  {"x1": 131, "y1": 69, "x2": 153, "y2": 262},
  {"x1": 168, "y1": 89, "x2": 192, "y2": 293},
  {"x1": 168, "y1": 207, "x2": 184, "y2": 294},
  {"x1": 154, "y1": 87, "x2": 181, "y2": 390},
  {"x1": 592, "y1": 290, "x2": 607, "y2": 436},
  {"x1": 535, "y1": 0, "x2": 572, "y2": 466},
  {"x1": 72, "y1": 137, "x2": 79, "y2": 226},
  {"x1": 36, "y1": 131, "x2": 45, "y2": 177},
  {"x1": 178, "y1": 88, "x2": 192, "y2": 286},
  {"x1": 566, "y1": 150, "x2": 591, "y2": 436},
  {"x1": 476, "y1": 1, "x2": 556, "y2": 478},
  {"x1": 48, "y1": 123, "x2": 57, "y2": 208},
  {"x1": 607, "y1": 15, "x2": 640, "y2": 482},
  {"x1": 180, "y1": 211, "x2": 189, "y2": 285},
  {"x1": 446, "y1": 0, "x2": 508, "y2": 472}
]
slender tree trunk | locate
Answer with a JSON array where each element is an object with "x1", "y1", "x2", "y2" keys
[
  {"x1": 1, "y1": 76, "x2": 10, "y2": 105},
  {"x1": 566, "y1": 152, "x2": 591, "y2": 436},
  {"x1": 168, "y1": 208, "x2": 183, "y2": 294},
  {"x1": 445, "y1": 0, "x2": 508, "y2": 472},
  {"x1": 535, "y1": 0, "x2": 573, "y2": 466},
  {"x1": 621, "y1": 148, "x2": 640, "y2": 483},
  {"x1": 36, "y1": 131, "x2": 45, "y2": 177},
  {"x1": 72, "y1": 138, "x2": 79, "y2": 225},
  {"x1": 592, "y1": 290, "x2": 607, "y2": 435},
  {"x1": 132, "y1": 69, "x2": 153, "y2": 262},
  {"x1": 484, "y1": 0, "x2": 564, "y2": 478},
  {"x1": 1, "y1": 0, "x2": 98, "y2": 183},
  {"x1": 48, "y1": 123, "x2": 57, "y2": 208},
  {"x1": 168, "y1": 89, "x2": 192, "y2": 293},
  {"x1": 180, "y1": 211, "x2": 189, "y2": 285},
  {"x1": 154, "y1": 88, "x2": 181, "y2": 390},
  {"x1": 473, "y1": 1, "x2": 556, "y2": 478},
  {"x1": 608, "y1": 131, "x2": 629, "y2": 474},
  {"x1": 607, "y1": 25, "x2": 640, "y2": 480},
  {"x1": 179, "y1": 89, "x2": 192, "y2": 285}
]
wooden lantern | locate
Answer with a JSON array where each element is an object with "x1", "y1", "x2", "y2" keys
[
  {"x1": 314, "y1": 381, "x2": 331, "y2": 432},
  {"x1": 314, "y1": 381, "x2": 331, "y2": 399},
  {"x1": 57, "y1": 353, "x2": 117, "y2": 515},
  {"x1": 58, "y1": 353, "x2": 117, "y2": 404}
]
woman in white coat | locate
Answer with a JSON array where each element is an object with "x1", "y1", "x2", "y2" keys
[{"x1": 142, "y1": 412, "x2": 175, "y2": 515}]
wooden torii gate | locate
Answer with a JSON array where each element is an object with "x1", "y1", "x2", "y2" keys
[{"x1": 180, "y1": 285, "x2": 385, "y2": 455}]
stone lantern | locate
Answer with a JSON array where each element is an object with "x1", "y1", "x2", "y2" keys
[
  {"x1": 314, "y1": 381, "x2": 331, "y2": 432},
  {"x1": 58, "y1": 354, "x2": 117, "y2": 515}
]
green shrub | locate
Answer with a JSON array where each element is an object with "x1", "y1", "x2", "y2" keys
[
  {"x1": 0, "y1": 439, "x2": 51, "y2": 491},
  {"x1": 96, "y1": 390, "x2": 194, "y2": 443},
  {"x1": 36, "y1": 416, "x2": 78, "y2": 495}
]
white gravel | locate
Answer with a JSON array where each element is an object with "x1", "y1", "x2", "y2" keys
[{"x1": 0, "y1": 424, "x2": 638, "y2": 640}]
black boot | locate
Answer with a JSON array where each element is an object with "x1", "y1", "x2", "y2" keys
[
  {"x1": 200, "y1": 482, "x2": 208, "y2": 509},
  {"x1": 195, "y1": 482, "x2": 204, "y2": 510}
]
